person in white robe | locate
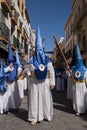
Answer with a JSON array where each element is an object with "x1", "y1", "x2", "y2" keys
[
  {"x1": 0, "y1": 62, "x2": 8, "y2": 114},
  {"x1": 3, "y1": 41, "x2": 21, "y2": 110},
  {"x1": 71, "y1": 44, "x2": 87, "y2": 116},
  {"x1": 27, "y1": 26, "x2": 55, "y2": 125}
]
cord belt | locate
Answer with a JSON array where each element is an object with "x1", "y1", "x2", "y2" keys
[{"x1": 75, "y1": 78, "x2": 86, "y2": 83}]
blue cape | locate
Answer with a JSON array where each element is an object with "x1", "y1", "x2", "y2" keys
[
  {"x1": 0, "y1": 63, "x2": 6, "y2": 94},
  {"x1": 28, "y1": 26, "x2": 51, "y2": 80},
  {"x1": 71, "y1": 44, "x2": 87, "y2": 80}
]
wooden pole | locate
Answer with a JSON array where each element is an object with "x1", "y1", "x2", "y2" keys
[{"x1": 53, "y1": 35, "x2": 75, "y2": 84}]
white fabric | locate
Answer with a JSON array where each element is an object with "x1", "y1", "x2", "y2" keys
[
  {"x1": 3, "y1": 88, "x2": 9, "y2": 112},
  {"x1": 3, "y1": 66, "x2": 21, "y2": 110},
  {"x1": 4, "y1": 66, "x2": 14, "y2": 72},
  {"x1": 0, "y1": 94, "x2": 3, "y2": 114},
  {"x1": 17, "y1": 67, "x2": 24, "y2": 98},
  {"x1": 17, "y1": 80, "x2": 24, "y2": 98},
  {"x1": 28, "y1": 62, "x2": 55, "y2": 122},
  {"x1": 23, "y1": 78, "x2": 27, "y2": 90},
  {"x1": 7, "y1": 82, "x2": 16, "y2": 109},
  {"x1": 73, "y1": 71, "x2": 87, "y2": 113}
]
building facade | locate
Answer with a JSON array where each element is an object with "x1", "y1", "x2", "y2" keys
[
  {"x1": 64, "y1": 13, "x2": 74, "y2": 64},
  {"x1": 0, "y1": 0, "x2": 34, "y2": 63},
  {"x1": 64, "y1": 0, "x2": 87, "y2": 66},
  {"x1": 72, "y1": 0, "x2": 87, "y2": 66}
]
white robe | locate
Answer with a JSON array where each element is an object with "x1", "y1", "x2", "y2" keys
[
  {"x1": 4, "y1": 66, "x2": 21, "y2": 110},
  {"x1": 17, "y1": 67, "x2": 24, "y2": 99},
  {"x1": 73, "y1": 71, "x2": 87, "y2": 114},
  {"x1": 27, "y1": 62, "x2": 55, "y2": 122},
  {"x1": 0, "y1": 94, "x2": 3, "y2": 114}
]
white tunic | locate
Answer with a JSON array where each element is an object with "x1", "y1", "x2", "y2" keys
[
  {"x1": 17, "y1": 67, "x2": 24, "y2": 98},
  {"x1": 0, "y1": 94, "x2": 3, "y2": 114},
  {"x1": 4, "y1": 66, "x2": 21, "y2": 110},
  {"x1": 27, "y1": 62, "x2": 55, "y2": 122},
  {"x1": 73, "y1": 71, "x2": 87, "y2": 114}
]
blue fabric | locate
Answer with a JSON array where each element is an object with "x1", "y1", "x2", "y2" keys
[
  {"x1": 5, "y1": 41, "x2": 18, "y2": 82},
  {"x1": 6, "y1": 64, "x2": 18, "y2": 82},
  {"x1": 71, "y1": 44, "x2": 87, "y2": 80},
  {"x1": 16, "y1": 48, "x2": 20, "y2": 66},
  {"x1": 7, "y1": 40, "x2": 15, "y2": 64},
  {"x1": 28, "y1": 26, "x2": 51, "y2": 80},
  {"x1": 0, "y1": 76, "x2": 6, "y2": 94},
  {"x1": 0, "y1": 62, "x2": 6, "y2": 94},
  {"x1": 35, "y1": 66, "x2": 47, "y2": 80}
]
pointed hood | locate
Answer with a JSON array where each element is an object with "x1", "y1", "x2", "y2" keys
[
  {"x1": 28, "y1": 26, "x2": 51, "y2": 67},
  {"x1": 7, "y1": 40, "x2": 15, "y2": 64},
  {"x1": 74, "y1": 43, "x2": 82, "y2": 63},
  {"x1": 28, "y1": 26, "x2": 51, "y2": 80},
  {"x1": 71, "y1": 44, "x2": 87, "y2": 80},
  {"x1": 16, "y1": 48, "x2": 20, "y2": 66}
]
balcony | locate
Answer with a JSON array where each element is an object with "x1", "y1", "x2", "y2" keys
[
  {"x1": 20, "y1": 48, "x2": 24, "y2": 54},
  {"x1": 0, "y1": 10, "x2": 5, "y2": 23},
  {"x1": 8, "y1": 0, "x2": 15, "y2": 9},
  {"x1": 0, "y1": 23, "x2": 10, "y2": 45},
  {"x1": 18, "y1": 48, "x2": 24, "y2": 56},
  {"x1": 1, "y1": 0, "x2": 12, "y2": 13},
  {"x1": 11, "y1": 9, "x2": 19, "y2": 25},
  {"x1": 11, "y1": 35, "x2": 17, "y2": 51},
  {"x1": 11, "y1": 44, "x2": 16, "y2": 51},
  {"x1": 65, "y1": 49, "x2": 73, "y2": 59},
  {"x1": 21, "y1": 29, "x2": 26, "y2": 39},
  {"x1": 72, "y1": 3, "x2": 87, "y2": 31},
  {"x1": 17, "y1": 20, "x2": 22, "y2": 34}
]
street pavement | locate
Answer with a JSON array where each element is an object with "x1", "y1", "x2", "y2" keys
[{"x1": 0, "y1": 89, "x2": 87, "y2": 130}]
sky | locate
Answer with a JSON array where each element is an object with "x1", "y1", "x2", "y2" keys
[{"x1": 26, "y1": 0, "x2": 73, "y2": 52}]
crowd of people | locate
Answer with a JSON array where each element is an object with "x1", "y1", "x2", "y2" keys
[
  {"x1": 0, "y1": 26, "x2": 55, "y2": 126},
  {"x1": 0, "y1": 26, "x2": 87, "y2": 126},
  {"x1": 55, "y1": 43, "x2": 87, "y2": 116}
]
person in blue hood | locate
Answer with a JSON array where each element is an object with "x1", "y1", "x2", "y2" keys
[
  {"x1": 3, "y1": 41, "x2": 21, "y2": 110},
  {"x1": 27, "y1": 26, "x2": 55, "y2": 125},
  {"x1": 71, "y1": 43, "x2": 87, "y2": 116},
  {"x1": 0, "y1": 62, "x2": 7, "y2": 114}
]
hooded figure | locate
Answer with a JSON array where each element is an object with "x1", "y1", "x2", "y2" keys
[
  {"x1": 27, "y1": 26, "x2": 55, "y2": 125},
  {"x1": 3, "y1": 41, "x2": 21, "y2": 110},
  {"x1": 71, "y1": 43, "x2": 87, "y2": 116},
  {"x1": 71, "y1": 44, "x2": 87, "y2": 80},
  {"x1": 28, "y1": 26, "x2": 51, "y2": 80},
  {"x1": 5, "y1": 41, "x2": 18, "y2": 82}
]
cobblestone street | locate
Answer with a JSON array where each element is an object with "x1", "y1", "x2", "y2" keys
[{"x1": 0, "y1": 89, "x2": 87, "y2": 130}]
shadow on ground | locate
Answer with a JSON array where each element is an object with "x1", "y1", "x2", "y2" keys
[
  {"x1": 52, "y1": 89, "x2": 87, "y2": 122},
  {"x1": 52, "y1": 89, "x2": 75, "y2": 114},
  {"x1": 9, "y1": 108, "x2": 28, "y2": 122}
]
